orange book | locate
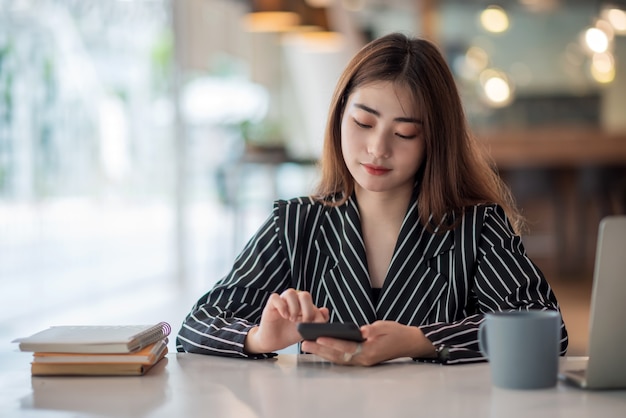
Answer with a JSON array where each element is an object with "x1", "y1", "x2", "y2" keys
[
  {"x1": 32, "y1": 339, "x2": 168, "y2": 364},
  {"x1": 30, "y1": 346, "x2": 168, "y2": 376}
]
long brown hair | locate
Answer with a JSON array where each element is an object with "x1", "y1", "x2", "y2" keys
[{"x1": 313, "y1": 32, "x2": 523, "y2": 233}]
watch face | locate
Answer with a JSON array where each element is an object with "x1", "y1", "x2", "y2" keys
[{"x1": 436, "y1": 345, "x2": 450, "y2": 362}]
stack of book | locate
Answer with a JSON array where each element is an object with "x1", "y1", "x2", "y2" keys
[{"x1": 13, "y1": 322, "x2": 171, "y2": 376}]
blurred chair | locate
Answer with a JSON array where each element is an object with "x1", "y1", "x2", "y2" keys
[
  {"x1": 575, "y1": 165, "x2": 626, "y2": 270},
  {"x1": 501, "y1": 167, "x2": 569, "y2": 276}
]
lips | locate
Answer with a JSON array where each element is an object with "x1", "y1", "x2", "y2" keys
[{"x1": 362, "y1": 163, "x2": 391, "y2": 176}]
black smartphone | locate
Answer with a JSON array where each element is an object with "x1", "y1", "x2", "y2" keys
[{"x1": 297, "y1": 322, "x2": 365, "y2": 342}]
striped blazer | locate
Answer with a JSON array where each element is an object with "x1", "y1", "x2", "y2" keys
[{"x1": 176, "y1": 195, "x2": 568, "y2": 364}]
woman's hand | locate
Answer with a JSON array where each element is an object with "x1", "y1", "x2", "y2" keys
[
  {"x1": 300, "y1": 320, "x2": 436, "y2": 366},
  {"x1": 245, "y1": 289, "x2": 329, "y2": 354}
]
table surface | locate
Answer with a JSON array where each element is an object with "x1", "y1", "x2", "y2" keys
[{"x1": 2, "y1": 351, "x2": 626, "y2": 418}]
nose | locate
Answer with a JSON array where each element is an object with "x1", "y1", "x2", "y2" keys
[{"x1": 367, "y1": 132, "x2": 391, "y2": 159}]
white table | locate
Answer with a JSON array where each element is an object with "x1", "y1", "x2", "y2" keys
[{"x1": 2, "y1": 351, "x2": 626, "y2": 417}]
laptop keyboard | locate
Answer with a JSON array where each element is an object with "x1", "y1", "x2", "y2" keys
[{"x1": 566, "y1": 369, "x2": 587, "y2": 377}]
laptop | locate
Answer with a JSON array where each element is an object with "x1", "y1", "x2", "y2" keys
[{"x1": 559, "y1": 215, "x2": 626, "y2": 389}]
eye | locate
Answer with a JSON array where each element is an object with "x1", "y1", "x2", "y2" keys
[
  {"x1": 396, "y1": 133, "x2": 417, "y2": 139},
  {"x1": 353, "y1": 118, "x2": 371, "y2": 129},
  {"x1": 396, "y1": 132, "x2": 418, "y2": 140},
  {"x1": 395, "y1": 123, "x2": 421, "y2": 140}
]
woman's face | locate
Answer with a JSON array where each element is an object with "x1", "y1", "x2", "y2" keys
[{"x1": 340, "y1": 81, "x2": 426, "y2": 199}]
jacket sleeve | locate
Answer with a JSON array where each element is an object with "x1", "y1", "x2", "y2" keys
[
  {"x1": 175, "y1": 206, "x2": 292, "y2": 358},
  {"x1": 418, "y1": 205, "x2": 569, "y2": 364}
]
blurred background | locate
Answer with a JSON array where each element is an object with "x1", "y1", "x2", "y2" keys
[{"x1": 1, "y1": 0, "x2": 625, "y2": 356}]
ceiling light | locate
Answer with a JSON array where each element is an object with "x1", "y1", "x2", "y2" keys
[
  {"x1": 584, "y1": 28, "x2": 610, "y2": 53},
  {"x1": 480, "y1": 6, "x2": 510, "y2": 33}
]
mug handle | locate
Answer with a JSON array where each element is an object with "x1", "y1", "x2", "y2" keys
[{"x1": 478, "y1": 322, "x2": 489, "y2": 358}]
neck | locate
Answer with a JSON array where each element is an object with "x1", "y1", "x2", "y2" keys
[{"x1": 354, "y1": 186, "x2": 413, "y2": 222}]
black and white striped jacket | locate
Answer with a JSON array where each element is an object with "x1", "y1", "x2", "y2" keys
[{"x1": 176, "y1": 195, "x2": 568, "y2": 364}]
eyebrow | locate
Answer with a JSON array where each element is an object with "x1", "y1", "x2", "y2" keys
[{"x1": 354, "y1": 103, "x2": 422, "y2": 124}]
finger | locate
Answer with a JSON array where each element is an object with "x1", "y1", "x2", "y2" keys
[
  {"x1": 336, "y1": 342, "x2": 363, "y2": 365},
  {"x1": 280, "y1": 289, "x2": 302, "y2": 321},
  {"x1": 266, "y1": 293, "x2": 290, "y2": 319},
  {"x1": 316, "y1": 337, "x2": 364, "y2": 357},
  {"x1": 301, "y1": 340, "x2": 316, "y2": 354},
  {"x1": 360, "y1": 324, "x2": 372, "y2": 339},
  {"x1": 301, "y1": 340, "x2": 350, "y2": 364},
  {"x1": 360, "y1": 321, "x2": 387, "y2": 339},
  {"x1": 341, "y1": 352, "x2": 353, "y2": 363},
  {"x1": 341, "y1": 342, "x2": 364, "y2": 363},
  {"x1": 295, "y1": 291, "x2": 329, "y2": 323},
  {"x1": 296, "y1": 291, "x2": 320, "y2": 322},
  {"x1": 319, "y1": 307, "x2": 330, "y2": 322}
]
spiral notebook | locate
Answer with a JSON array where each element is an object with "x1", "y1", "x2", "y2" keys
[{"x1": 13, "y1": 322, "x2": 171, "y2": 353}]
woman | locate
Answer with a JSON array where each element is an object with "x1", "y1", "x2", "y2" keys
[{"x1": 176, "y1": 33, "x2": 568, "y2": 365}]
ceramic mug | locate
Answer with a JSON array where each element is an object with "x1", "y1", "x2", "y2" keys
[{"x1": 479, "y1": 310, "x2": 560, "y2": 389}]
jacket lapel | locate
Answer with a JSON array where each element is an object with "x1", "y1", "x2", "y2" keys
[
  {"x1": 315, "y1": 197, "x2": 377, "y2": 325},
  {"x1": 378, "y1": 200, "x2": 455, "y2": 325},
  {"x1": 313, "y1": 195, "x2": 455, "y2": 327}
]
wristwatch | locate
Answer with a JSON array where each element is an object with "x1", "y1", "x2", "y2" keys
[{"x1": 435, "y1": 345, "x2": 450, "y2": 363}]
